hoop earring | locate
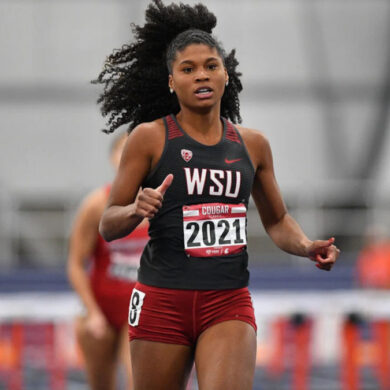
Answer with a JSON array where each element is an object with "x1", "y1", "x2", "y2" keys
[{"x1": 169, "y1": 88, "x2": 174, "y2": 94}]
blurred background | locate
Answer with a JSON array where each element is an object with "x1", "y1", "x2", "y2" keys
[{"x1": 1, "y1": 0, "x2": 390, "y2": 389}]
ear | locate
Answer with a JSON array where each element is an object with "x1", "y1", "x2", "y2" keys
[
  {"x1": 224, "y1": 68, "x2": 229, "y2": 84},
  {"x1": 168, "y1": 74, "x2": 174, "y2": 91}
]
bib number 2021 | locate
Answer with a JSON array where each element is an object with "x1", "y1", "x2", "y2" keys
[{"x1": 186, "y1": 218, "x2": 244, "y2": 248}]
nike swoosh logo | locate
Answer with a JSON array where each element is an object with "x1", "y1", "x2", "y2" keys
[{"x1": 225, "y1": 158, "x2": 242, "y2": 164}]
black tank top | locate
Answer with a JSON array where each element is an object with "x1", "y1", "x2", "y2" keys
[{"x1": 138, "y1": 114, "x2": 256, "y2": 289}]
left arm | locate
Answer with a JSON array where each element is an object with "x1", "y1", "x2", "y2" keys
[{"x1": 240, "y1": 127, "x2": 340, "y2": 271}]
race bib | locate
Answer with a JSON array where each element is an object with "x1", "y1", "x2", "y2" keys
[
  {"x1": 183, "y1": 203, "x2": 247, "y2": 257},
  {"x1": 108, "y1": 252, "x2": 139, "y2": 281},
  {"x1": 128, "y1": 288, "x2": 145, "y2": 327},
  {"x1": 107, "y1": 238, "x2": 147, "y2": 282}
]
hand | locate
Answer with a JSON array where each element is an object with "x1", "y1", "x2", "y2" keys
[
  {"x1": 85, "y1": 310, "x2": 108, "y2": 339},
  {"x1": 133, "y1": 174, "x2": 173, "y2": 219},
  {"x1": 305, "y1": 237, "x2": 340, "y2": 271}
]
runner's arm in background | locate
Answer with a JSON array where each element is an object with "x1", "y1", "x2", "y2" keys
[{"x1": 67, "y1": 188, "x2": 108, "y2": 337}]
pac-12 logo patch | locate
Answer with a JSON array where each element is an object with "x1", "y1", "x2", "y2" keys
[
  {"x1": 128, "y1": 288, "x2": 145, "y2": 327},
  {"x1": 181, "y1": 149, "x2": 193, "y2": 162}
]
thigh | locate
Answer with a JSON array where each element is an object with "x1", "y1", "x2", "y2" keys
[
  {"x1": 75, "y1": 317, "x2": 120, "y2": 390},
  {"x1": 195, "y1": 320, "x2": 257, "y2": 390},
  {"x1": 130, "y1": 339, "x2": 194, "y2": 390}
]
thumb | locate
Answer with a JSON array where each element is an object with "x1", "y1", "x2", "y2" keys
[
  {"x1": 314, "y1": 237, "x2": 335, "y2": 249},
  {"x1": 156, "y1": 174, "x2": 174, "y2": 195}
]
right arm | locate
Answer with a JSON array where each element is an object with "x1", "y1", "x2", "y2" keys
[
  {"x1": 67, "y1": 188, "x2": 108, "y2": 337},
  {"x1": 99, "y1": 120, "x2": 172, "y2": 242}
]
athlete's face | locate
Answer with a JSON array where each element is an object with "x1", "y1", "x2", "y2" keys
[{"x1": 168, "y1": 44, "x2": 228, "y2": 112}]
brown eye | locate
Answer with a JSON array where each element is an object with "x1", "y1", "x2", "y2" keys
[
  {"x1": 208, "y1": 64, "x2": 218, "y2": 70},
  {"x1": 183, "y1": 67, "x2": 193, "y2": 74}
]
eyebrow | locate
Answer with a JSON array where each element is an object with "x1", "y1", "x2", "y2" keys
[{"x1": 179, "y1": 57, "x2": 220, "y2": 66}]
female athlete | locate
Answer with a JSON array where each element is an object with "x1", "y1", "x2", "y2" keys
[
  {"x1": 94, "y1": 2, "x2": 340, "y2": 389},
  {"x1": 67, "y1": 134, "x2": 149, "y2": 390}
]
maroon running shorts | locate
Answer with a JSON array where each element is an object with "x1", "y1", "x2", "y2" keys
[
  {"x1": 95, "y1": 281, "x2": 136, "y2": 331},
  {"x1": 128, "y1": 282, "x2": 257, "y2": 346}
]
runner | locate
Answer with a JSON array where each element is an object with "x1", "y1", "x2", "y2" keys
[
  {"x1": 67, "y1": 134, "x2": 148, "y2": 390},
  {"x1": 95, "y1": 2, "x2": 340, "y2": 389}
]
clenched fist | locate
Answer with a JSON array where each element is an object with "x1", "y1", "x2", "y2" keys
[{"x1": 133, "y1": 174, "x2": 174, "y2": 219}]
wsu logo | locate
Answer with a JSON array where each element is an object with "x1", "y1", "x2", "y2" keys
[
  {"x1": 181, "y1": 149, "x2": 193, "y2": 162},
  {"x1": 183, "y1": 167, "x2": 242, "y2": 198}
]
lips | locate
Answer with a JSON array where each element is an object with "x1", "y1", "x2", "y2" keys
[{"x1": 194, "y1": 87, "x2": 213, "y2": 99}]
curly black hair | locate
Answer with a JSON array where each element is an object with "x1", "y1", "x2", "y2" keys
[{"x1": 93, "y1": 0, "x2": 243, "y2": 134}]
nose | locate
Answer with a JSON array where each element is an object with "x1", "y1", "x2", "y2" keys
[{"x1": 195, "y1": 69, "x2": 209, "y2": 82}]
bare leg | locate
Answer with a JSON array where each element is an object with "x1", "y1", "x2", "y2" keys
[
  {"x1": 118, "y1": 325, "x2": 133, "y2": 389},
  {"x1": 75, "y1": 317, "x2": 119, "y2": 390},
  {"x1": 130, "y1": 339, "x2": 194, "y2": 390},
  {"x1": 195, "y1": 320, "x2": 257, "y2": 390}
]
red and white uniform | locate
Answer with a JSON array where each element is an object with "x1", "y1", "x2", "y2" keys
[{"x1": 90, "y1": 187, "x2": 149, "y2": 329}]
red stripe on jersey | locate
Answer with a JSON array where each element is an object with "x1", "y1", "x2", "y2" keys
[
  {"x1": 166, "y1": 115, "x2": 184, "y2": 140},
  {"x1": 225, "y1": 121, "x2": 241, "y2": 144}
]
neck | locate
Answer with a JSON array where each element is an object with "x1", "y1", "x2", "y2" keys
[{"x1": 176, "y1": 106, "x2": 222, "y2": 141}]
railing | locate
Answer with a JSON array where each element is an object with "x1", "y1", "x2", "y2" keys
[{"x1": 0, "y1": 181, "x2": 388, "y2": 267}]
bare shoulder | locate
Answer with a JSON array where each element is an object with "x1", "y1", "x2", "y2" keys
[
  {"x1": 131, "y1": 118, "x2": 165, "y2": 136},
  {"x1": 122, "y1": 118, "x2": 165, "y2": 166},
  {"x1": 128, "y1": 118, "x2": 165, "y2": 147},
  {"x1": 235, "y1": 124, "x2": 271, "y2": 168},
  {"x1": 235, "y1": 124, "x2": 269, "y2": 147}
]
